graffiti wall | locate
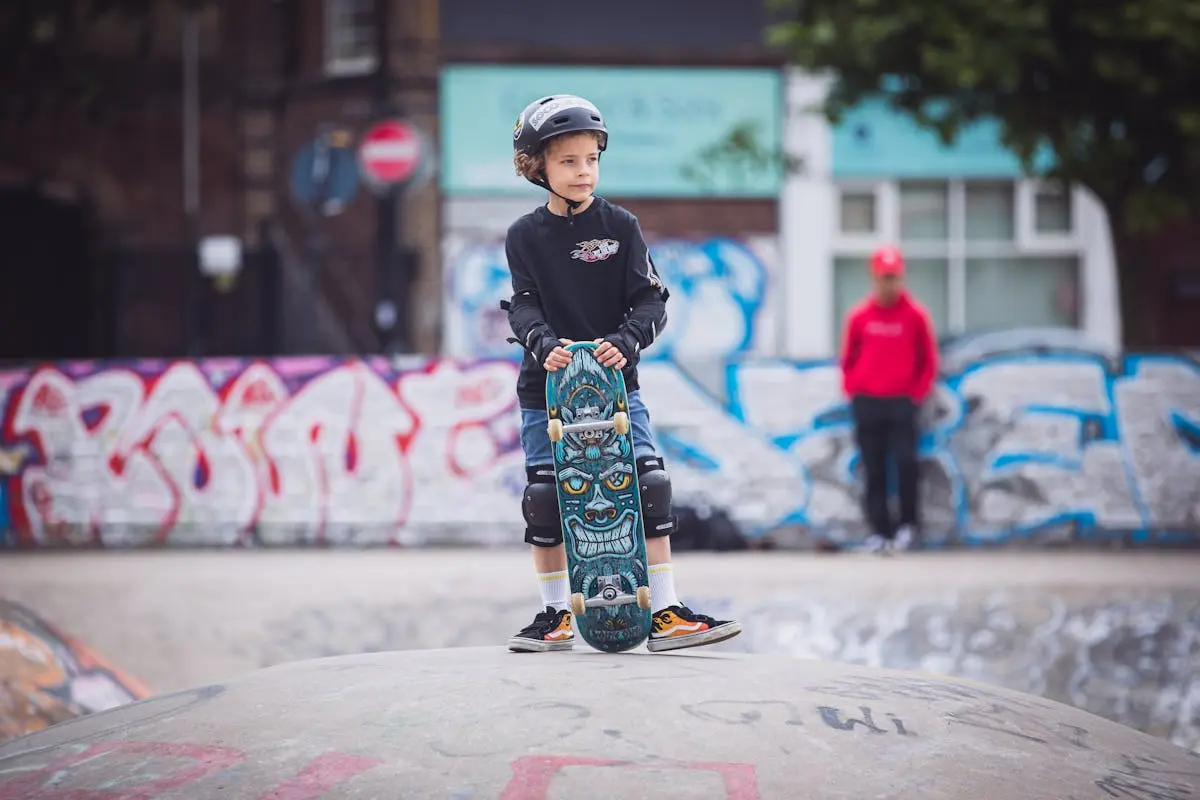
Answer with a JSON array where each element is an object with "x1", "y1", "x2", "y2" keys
[
  {"x1": 0, "y1": 350, "x2": 1197, "y2": 548},
  {"x1": 0, "y1": 358, "x2": 526, "y2": 548},
  {"x1": 688, "y1": 351, "x2": 1200, "y2": 546},
  {"x1": 442, "y1": 233, "x2": 782, "y2": 360},
  {"x1": 0, "y1": 600, "x2": 151, "y2": 743}
]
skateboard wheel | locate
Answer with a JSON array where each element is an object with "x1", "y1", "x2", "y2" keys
[
  {"x1": 547, "y1": 419, "x2": 564, "y2": 442},
  {"x1": 636, "y1": 586, "x2": 651, "y2": 610},
  {"x1": 613, "y1": 412, "x2": 629, "y2": 436},
  {"x1": 570, "y1": 593, "x2": 586, "y2": 616}
]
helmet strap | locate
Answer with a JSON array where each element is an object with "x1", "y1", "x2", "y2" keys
[{"x1": 533, "y1": 171, "x2": 583, "y2": 225}]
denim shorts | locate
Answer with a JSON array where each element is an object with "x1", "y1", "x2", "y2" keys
[{"x1": 520, "y1": 389, "x2": 662, "y2": 468}]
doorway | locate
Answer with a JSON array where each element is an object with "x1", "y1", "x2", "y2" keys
[
  {"x1": 0, "y1": 185, "x2": 104, "y2": 362},
  {"x1": 1163, "y1": 267, "x2": 1200, "y2": 347}
]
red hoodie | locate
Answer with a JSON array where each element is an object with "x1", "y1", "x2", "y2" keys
[{"x1": 840, "y1": 291, "x2": 938, "y2": 401}]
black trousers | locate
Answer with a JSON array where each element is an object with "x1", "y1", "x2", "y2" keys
[{"x1": 851, "y1": 395, "x2": 920, "y2": 539}]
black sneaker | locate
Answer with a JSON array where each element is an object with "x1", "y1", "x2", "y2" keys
[
  {"x1": 647, "y1": 605, "x2": 742, "y2": 653},
  {"x1": 507, "y1": 606, "x2": 574, "y2": 652}
]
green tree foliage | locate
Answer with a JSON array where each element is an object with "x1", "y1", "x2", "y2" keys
[
  {"x1": 765, "y1": 0, "x2": 1200, "y2": 346},
  {"x1": 681, "y1": 120, "x2": 802, "y2": 193}
]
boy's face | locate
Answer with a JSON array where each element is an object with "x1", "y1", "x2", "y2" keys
[{"x1": 543, "y1": 133, "x2": 601, "y2": 204}]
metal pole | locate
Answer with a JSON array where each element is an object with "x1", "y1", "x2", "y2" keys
[
  {"x1": 374, "y1": 0, "x2": 410, "y2": 355},
  {"x1": 182, "y1": 6, "x2": 204, "y2": 355},
  {"x1": 183, "y1": 11, "x2": 200, "y2": 220}
]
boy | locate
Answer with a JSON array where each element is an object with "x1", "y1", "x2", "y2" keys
[
  {"x1": 840, "y1": 244, "x2": 938, "y2": 553},
  {"x1": 500, "y1": 94, "x2": 742, "y2": 654}
]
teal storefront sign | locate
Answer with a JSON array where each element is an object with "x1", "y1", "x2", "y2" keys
[
  {"x1": 440, "y1": 65, "x2": 783, "y2": 198},
  {"x1": 833, "y1": 98, "x2": 1056, "y2": 178}
]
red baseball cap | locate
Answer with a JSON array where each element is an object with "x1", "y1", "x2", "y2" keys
[{"x1": 870, "y1": 245, "x2": 905, "y2": 276}]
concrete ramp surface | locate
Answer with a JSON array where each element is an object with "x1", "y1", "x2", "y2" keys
[{"x1": 0, "y1": 647, "x2": 1196, "y2": 799}]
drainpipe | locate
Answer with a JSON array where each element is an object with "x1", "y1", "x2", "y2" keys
[{"x1": 182, "y1": 2, "x2": 203, "y2": 355}]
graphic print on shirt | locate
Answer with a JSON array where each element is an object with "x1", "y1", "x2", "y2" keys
[
  {"x1": 571, "y1": 239, "x2": 620, "y2": 263},
  {"x1": 865, "y1": 321, "x2": 904, "y2": 337}
]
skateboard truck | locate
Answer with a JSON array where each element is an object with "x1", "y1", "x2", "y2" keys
[
  {"x1": 570, "y1": 574, "x2": 652, "y2": 616},
  {"x1": 547, "y1": 412, "x2": 629, "y2": 442}
]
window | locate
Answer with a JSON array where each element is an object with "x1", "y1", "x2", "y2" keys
[
  {"x1": 839, "y1": 190, "x2": 876, "y2": 234},
  {"x1": 832, "y1": 178, "x2": 1087, "y2": 342},
  {"x1": 899, "y1": 181, "x2": 949, "y2": 241},
  {"x1": 1034, "y1": 185, "x2": 1072, "y2": 234},
  {"x1": 965, "y1": 257, "x2": 1079, "y2": 330},
  {"x1": 325, "y1": 0, "x2": 377, "y2": 76},
  {"x1": 965, "y1": 181, "x2": 1015, "y2": 241}
]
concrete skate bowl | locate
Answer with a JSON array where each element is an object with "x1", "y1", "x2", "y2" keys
[
  {"x1": 693, "y1": 585, "x2": 1200, "y2": 755},
  {"x1": 0, "y1": 600, "x2": 151, "y2": 744},
  {"x1": 1, "y1": 648, "x2": 1198, "y2": 799},
  {"x1": 247, "y1": 582, "x2": 1200, "y2": 755}
]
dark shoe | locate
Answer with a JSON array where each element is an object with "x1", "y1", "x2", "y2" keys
[
  {"x1": 507, "y1": 605, "x2": 573, "y2": 652},
  {"x1": 647, "y1": 605, "x2": 742, "y2": 652}
]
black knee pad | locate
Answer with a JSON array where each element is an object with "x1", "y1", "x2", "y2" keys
[
  {"x1": 637, "y1": 456, "x2": 677, "y2": 538},
  {"x1": 522, "y1": 464, "x2": 563, "y2": 547}
]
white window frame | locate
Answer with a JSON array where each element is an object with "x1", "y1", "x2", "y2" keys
[
  {"x1": 324, "y1": 0, "x2": 378, "y2": 77},
  {"x1": 833, "y1": 180, "x2": 888, "y2": 245},
  {"x1": 831, "y1": 177, "x2": 1088, "y2": 336},
  {"x1": 1016, "y1": 179, "x2": 1083, "y2": 253},
  {"x1": 831, "y1": 181, "x2": 899, "y2": 249}
]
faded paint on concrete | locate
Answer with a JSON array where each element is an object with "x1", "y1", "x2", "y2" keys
[{"x1": 0, "y1": 647, "x2": 1197, "y2": 799}]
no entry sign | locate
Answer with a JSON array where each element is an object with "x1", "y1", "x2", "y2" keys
[{"x1": 358, "y1": 119, "x2": 423, "y2": 188}]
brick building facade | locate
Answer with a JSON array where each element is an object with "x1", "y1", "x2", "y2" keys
[{"x1": 0, "y1": 0, "x2": 441, "y2": 360}]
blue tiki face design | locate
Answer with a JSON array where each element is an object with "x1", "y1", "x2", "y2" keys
[{"x1": 552, "y1": 353, "x2": 637, "y2": 559}]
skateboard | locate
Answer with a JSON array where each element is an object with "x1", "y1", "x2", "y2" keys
[{"x1": 546, "y1": 341, "x2": 652, "y2": 653}]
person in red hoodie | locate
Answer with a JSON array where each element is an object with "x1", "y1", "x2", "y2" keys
[{"x1": 840, "y1": 244, "x2": 938, "y2": 553}]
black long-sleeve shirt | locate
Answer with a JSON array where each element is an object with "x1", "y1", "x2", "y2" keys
[{"x1": 503, "y1": 196, "x2": 669, "y2": 409}]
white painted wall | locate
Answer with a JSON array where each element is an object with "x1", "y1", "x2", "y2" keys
[
  {"x1": 780, "y1": 69, "x2": 836, "y2": 357},
  {"x1": 1076, "y1": 190, "x2": 1121, "y2": 347}
]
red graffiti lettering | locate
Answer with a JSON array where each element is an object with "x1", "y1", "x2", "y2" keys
[
  {"x1": 0, "y1": 741, "x2": 244, "y2": 799},
  {"x1": 499, "y1": 754, "x2": 760, "y2": 800},
  {"x1": 0, "y1": 743, "x2": 381, "y2": 800},
  {"x1": 255, "y1": 753, "x2": 383, "y2": 800},
  {"x1": 0, "y1": 358, "x2": 523, "y2": 547}
]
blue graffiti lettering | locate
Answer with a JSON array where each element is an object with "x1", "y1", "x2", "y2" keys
[
  {"x1": 638, "y1": 351, "x2": 1200, "y2": 548},
  {"x1": 445, "y1": 236, "x2": 773, "y2": 360}
]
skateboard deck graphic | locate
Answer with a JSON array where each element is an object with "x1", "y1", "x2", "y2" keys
[{"x1": 546, "y1": 342, "x2": 652, "y2": 653}]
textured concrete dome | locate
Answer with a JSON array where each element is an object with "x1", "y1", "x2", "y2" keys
[{"x1": 0, "y1": 647, "x2": 1195, "y2": 799}]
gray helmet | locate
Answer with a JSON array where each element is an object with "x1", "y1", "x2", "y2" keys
[{"x1": 513, "y1": 95, "x2": 608, "y2": 158}]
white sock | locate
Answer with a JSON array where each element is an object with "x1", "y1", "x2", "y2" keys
[
  {"x1": 537, "y1": 570, "x2": 569, "y2": 611},
  {"x1": 649, "y1": 563, "x2": 680, "y2": 613}
]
